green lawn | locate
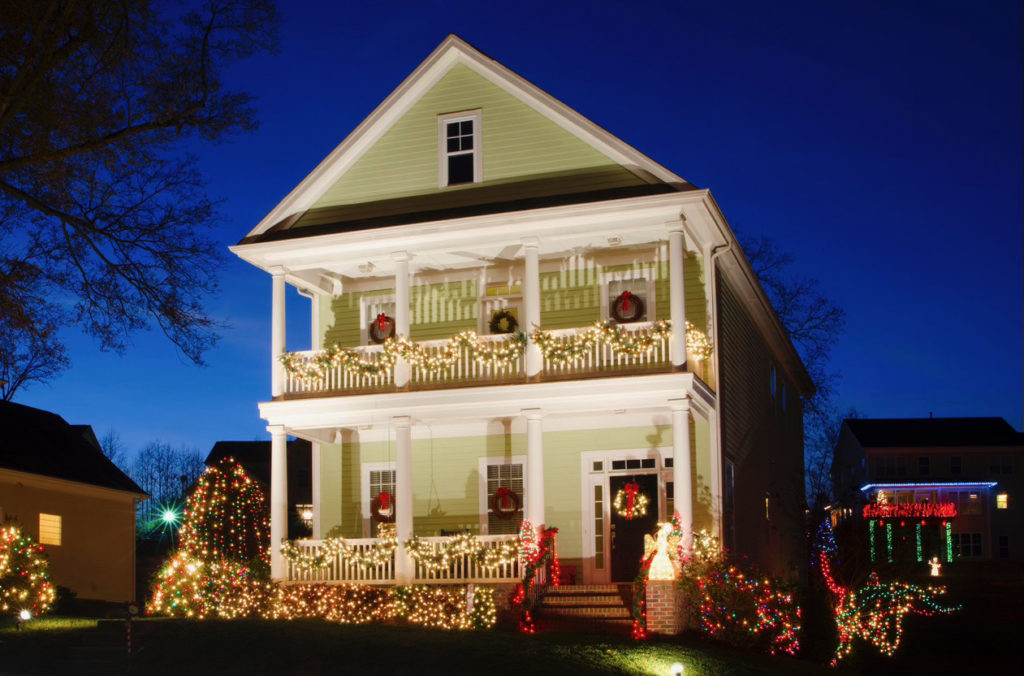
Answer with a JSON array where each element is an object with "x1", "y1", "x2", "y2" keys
[{"x1": 0, "y1": 618, "x2": 827, "y2": 676}]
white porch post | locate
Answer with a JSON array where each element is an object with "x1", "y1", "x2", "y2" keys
[
  {"x1": 271, "y1": 269, "x2": 287, "y2": 397},
  {"x1": 394, "y1": 416, "x2": 414, "y2": 583},
  {"x1": 523, "y1": 408, "x2": 545, "y2": 528},
  {"x1": 393, "y1": 252, "x2": 411, "y2": 387},
  {"x1": 269, "y1": 425, "x2": 288, "y2": 581},
  {"x1": 522, "y1": 238, "x2": 542, "y2": 377},
  {"x1": 668, "y1": 222, "x2": 687, "y2": 369},
  {"x1": 671, "y1": 397, "x2": 694, "y2": 554},
  {"x1": 311, "y1": 442, "x2": 321, "y2": 538}
]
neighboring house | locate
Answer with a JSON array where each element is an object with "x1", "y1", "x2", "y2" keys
[
  {"x1": 0, "y1": 401, "x2": 147, "y2": 602},
  {"x1": 204, "y1": 440, "x2": 312, "y2": 534},
  {"x1": 832, "y1": 417, "x2": 1023, "y2": 563},
  {"x1": 230, "y1": 35, "x2": 812, "y2": 586}
]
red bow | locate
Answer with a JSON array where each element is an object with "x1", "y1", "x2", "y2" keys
[
  {"x1": 621, "y1": 291, "x2": 632, "y2": 311},
  {"x1": 496, "y1": 486, "x2": 513, "y2": 509},
  {"x1": 376, "y1": 313, "x2": 388, "y2": 331},
  {"x1": 377, "y1": 491, "x2": 391, "y2": 509},
  {"x1": 624, "y1": 481, "x2": 640, "y2": 515}
]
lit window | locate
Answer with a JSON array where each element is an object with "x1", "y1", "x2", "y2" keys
[
  {"x1": 996, "y1": 493, "x2": 1009, "y2": 509},
  {"x1": 39, "y1": 513, "x2": 61, "y2": 546},
  {"x1": 439, "y1": 111, "x2": 481, "y2": 187}
]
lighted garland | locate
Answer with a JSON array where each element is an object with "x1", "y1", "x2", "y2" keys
[
  {"x1": 613, "y1": 481, "x2": 649, "y2": 520},
  {"x1": 405, "y1": 532, "x2": 520, "y2": 572},
  {"x1": 280, "y1": 525, "x2": 398, "y2": 573},
  {"x1": 814, "y1": 521, "x2": 960, "y2": 667},
  {"x1": 281, "y1": 330, "x2": 526, "y2": 380},
  {"x1": 510, "y1": 521, "x2": 560, "y2": 633},
  {"x1": 0, "y1": 524, "x2": 56, "y2": 618},
  {"x1": 532, "y1": 320, "x2": 713, "y2": 364}
]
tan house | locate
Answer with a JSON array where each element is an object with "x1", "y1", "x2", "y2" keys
[
  {"x1": 0, "y1": 401, "x2": 147, "y2": 603},
  {"x1": 231, "y1": 35, "x2": 813, "y2": 588}
]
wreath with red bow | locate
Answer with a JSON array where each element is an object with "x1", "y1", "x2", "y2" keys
[
  {"x1": 371, "y1": 490, "x2": 395, "y2": 523},
  {"x1": 490, "y1": 487, "x2": 521, "y2": 519},
  {"x1": 613, "y1": 481, "x2": 649, "y2": 520},
  {"x1": 368, "y1": 313, "x2": 396, "y2": 344},
  {"x1": 611, "y1": 290, "x2": 645, "y2": 323}
]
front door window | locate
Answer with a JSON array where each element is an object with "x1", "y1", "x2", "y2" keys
[{"x1": 609, "y1": 474, "x2": 659, "y2": 582}]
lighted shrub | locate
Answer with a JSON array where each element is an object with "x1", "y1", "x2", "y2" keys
[{"x1": 0, "y1": 523, "x2": 56, "y2": 618}]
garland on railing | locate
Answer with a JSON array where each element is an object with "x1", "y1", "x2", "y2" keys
[
  {"x1": 531, "y1": 320, "x2": 713, "y2": 364},
  {"x1": 510, "y1": 522, "x2": 560, "y2": 633},
  {"x1": 405, "y1": 532, "x2": 521, "y2": 572},
  {"x1": 280, "y1": 525, "x2": 398, "y2": 573},
  {"x1": 280, "y1": 330, "x2": 527, "y2": 379}
]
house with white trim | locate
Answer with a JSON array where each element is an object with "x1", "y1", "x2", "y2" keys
[{"x1": 231, "y1": 35, "x2": 812, "y2": 588}]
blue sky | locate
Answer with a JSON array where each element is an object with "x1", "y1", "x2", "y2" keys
[{"x1": 17, "y1": 1, "x2": 1023, "y2": 457}]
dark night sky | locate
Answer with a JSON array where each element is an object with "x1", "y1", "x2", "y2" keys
[{"x1": 17, "y1": 1, "x2": 1023, "y2": 456}]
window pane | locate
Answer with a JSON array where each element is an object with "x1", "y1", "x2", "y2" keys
[
  {"x1": 447, "y1": 122, "x2": 460, "y2": 136},
  {"x1": 39, "y1": 513, "x2": 61, "y2": 546},
  {"x1": 448, "y1": 154, "x2": 473, "y2": 185},
  {"x1": 460, "y1": 120, "x2": 473, "y2": 135},
  {"x1": 447, "y1": 137, "x2": 460, "y2": 152}
]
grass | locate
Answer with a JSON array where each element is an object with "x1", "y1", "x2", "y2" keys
[{"x1": 0, "y1": 617, "x2": 827, "y2": 676}]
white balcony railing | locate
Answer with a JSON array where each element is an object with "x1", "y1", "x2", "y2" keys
[
  {"x1": 284, "y1": 344, "x2": 393, "y2": 395},
  {"x1": 541, "y1": 321, "x2": 669, "y2": 378},
  {"x1": 410, "y1": 334, "x2": 524, "y2": 386}
]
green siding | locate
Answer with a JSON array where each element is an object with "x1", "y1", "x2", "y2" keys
[
  {"x1": 318, "y1": 423, "x2": 713, "y2": 564},
  {"x1": 539, "y1": 266, "x2": 600, "y2": 330},
  {"x1": 304, "y1": 64, "x2": 645, "y2": 215}
]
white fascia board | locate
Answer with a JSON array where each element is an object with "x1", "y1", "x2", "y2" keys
[
  {"x1": 245, "y1": 36, "x2": 689, "y2": 240},
  {"x1": 231, "y1": 191, "x2": 708, "y2": 274},
  {"x1": 257, "y1": 373, "x2": 712, "y2": 430}
]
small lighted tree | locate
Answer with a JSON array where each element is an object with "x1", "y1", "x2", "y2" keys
[{"x1": 0, "y1": 523, "x2": 56, "y2": 618}]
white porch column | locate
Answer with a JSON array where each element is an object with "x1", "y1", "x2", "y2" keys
[
  {"x1": 393, "y1": 416, "x2": 414, "y2": 583},
  {"x1": 668, "y1": 222, "x2": 687, "y2": 369},
  {"x1": 311, "y1": 441, "x2": 321, "y2": 538},
  {"x1": 268, "y1": 425, "x2": 288, "y2": 581},
  {"x1": 271, "y1": 269, "x2": 287, "y2": 397},
  {"x1": 671, "y1": 398, "x2": 694, "y2": 554},
  {"x1": 522, "y1": 238, "x2": 542, "y2": 377},
  {"x1": 523, "y1": 408, "x2": 545, "y2": 528},
  {"x1": 393, "y1": 252, "x2": 411, "y2": 387}
]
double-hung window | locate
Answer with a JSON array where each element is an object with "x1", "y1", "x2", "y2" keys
[{"x1": 439, "y1": 111, "x2": 481, "y2": 186}]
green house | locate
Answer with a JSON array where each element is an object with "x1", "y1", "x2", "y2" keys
[{"x1": 231, "y1": 35, "x2": 812, "y2": 589}]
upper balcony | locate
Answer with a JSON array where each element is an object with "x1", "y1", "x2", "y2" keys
[{"x1": 279, "y1": 319, "x2": 713, "y2": 399}]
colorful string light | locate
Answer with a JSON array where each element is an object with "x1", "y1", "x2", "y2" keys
[
  {"x1": 0, "y1": 524, "x2": 56, "y2": 617},
  {"x1": 510, "y1": 521, "x2": 560, "y2": 633}
]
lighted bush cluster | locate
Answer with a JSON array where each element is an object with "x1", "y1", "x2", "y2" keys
[{"x1": 0, "y1": 524, "x2": 56, "y2": 618}]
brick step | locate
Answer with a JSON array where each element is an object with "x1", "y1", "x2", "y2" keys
[
  {"x1": 535, "y1": 605, "x2": 632, "y2": 619},
  {"x1": 540, "y1": 593, "x2": 624, "y2": 606},
  {"x1": 544, "y1": 584, "x2": 627, "y2": 594}
]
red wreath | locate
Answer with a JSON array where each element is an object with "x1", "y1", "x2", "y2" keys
[
  {"x1": 490, "y1": 487, "x2": 521, "y2": 519},
  {"x1": 611, "y1": 290, "x2": 645, "y2": 323},
  {"x1": 371, "y1": 491, "x2": 395, "y2": 523},
  {"x1": 368, "y1": 313, "x2": 396, "y2": 344}
]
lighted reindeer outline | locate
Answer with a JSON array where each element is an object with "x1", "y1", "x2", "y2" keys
[{"x1": 814, "y1": 521, "x2": 960, "y2": 667}]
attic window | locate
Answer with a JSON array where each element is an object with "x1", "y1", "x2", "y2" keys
[{"x1": 439, "y1": 111, "x2": 481, "y2": 187}]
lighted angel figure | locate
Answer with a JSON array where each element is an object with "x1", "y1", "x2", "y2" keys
[
  {"x1": 814, "y1": 521, "x2": 960, "y2": 667},
  {"x1": 644, "y1": 522, "x2": 679, "y2": 580}
]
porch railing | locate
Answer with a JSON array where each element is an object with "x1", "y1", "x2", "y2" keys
[
  {"x1": 284, "y1": 534, "x2": 520, "y2": 585},
  {"x1": 540, "y1": 321, "x2": 669, "y2": 378},
  {"x1": 410, "y1": 334, "x2": 524, "y2": 386},
  {"x1": 286, "y1": 538, "x2": 395, "y2": 584},
  {"x1": 412, "y1": 534, "x2": 521, "y2": 583},
  {"x1": 284, "y1": 344, "x2": 393, "y2": 395}
]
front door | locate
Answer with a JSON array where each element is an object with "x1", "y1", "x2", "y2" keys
[{"x1": 610, "y1": 474, "x2": 659, "y2": 581}]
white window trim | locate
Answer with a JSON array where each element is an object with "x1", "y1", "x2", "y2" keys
[
  {"x1": 359, "y1": 294, "x2": 396, "y2": 345},
  {"x1": 477, "y1": 455, "x2": 527, "y2": 534},
  {"x1": 361, "y1": 461, "x2": 396, "y2": 537},
  {"x1": 438, "y1": 110, "x2": 482, "y2": 188},
  {"x1": 599, "y1": 267, "x2": 657, "y2": 322}
]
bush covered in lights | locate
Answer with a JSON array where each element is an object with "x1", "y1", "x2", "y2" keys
[
  {"x1": 0, "y1": 523, "x2": 56, "y2": 619},
  {"x1": 677, "y1": 530, "x2": 801, "y2": 656}
]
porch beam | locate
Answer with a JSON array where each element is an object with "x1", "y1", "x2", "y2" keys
[
  {"x1": 394, "y1": 416, "x2": 414, "y2": 583},
  {"x1": 269, "y1": 425, "x2": 288, "y2": 581},
  {"x1": 670, "y1": 397, "x2": 694, "y2": 554}
]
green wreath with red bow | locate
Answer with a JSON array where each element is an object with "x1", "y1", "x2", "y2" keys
[
  {"x1": 490, "y1": 487, "x2": 521, "y2": 519},
  {"x1": 614, "y1": 481, "x2": 649, "y2": 520},
  {"x1": 611, "y1": 290, "x2": 645, "y2": 323},
  {"x1": 371, "y1": 490, "x2": 395, "y2": 523},
  {"x1": 368, "y1": 313, "x2": 396, "y2": 344}
]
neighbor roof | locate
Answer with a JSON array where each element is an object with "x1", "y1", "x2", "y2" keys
[
  {"x1": 844, "y1": 417, "x2": 1023, "y2": 448},
  {"x1": 0, "y1": 401, "x2": 146, "y2": 495}
]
